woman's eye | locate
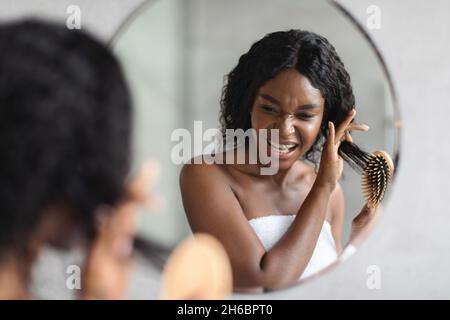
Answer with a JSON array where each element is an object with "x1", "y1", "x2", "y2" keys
[
  {"x1": 296, "y1": 113, "x2": 315, "y2": 120},
  {"x1": 261, "y1": 105, "x2": 277, "y2": 114}
]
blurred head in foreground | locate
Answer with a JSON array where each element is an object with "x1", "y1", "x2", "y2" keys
[{"x1": 0, "y1": 19, "x2": 132, "y2": 298}]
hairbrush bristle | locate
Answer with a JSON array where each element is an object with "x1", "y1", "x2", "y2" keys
[{"x1": 361, "y1": 151, "x2": 394, "y2": 206}]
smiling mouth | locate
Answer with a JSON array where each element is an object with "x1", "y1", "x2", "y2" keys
[{"x1": 267, "y1": 140, "x2": 299, "y2": 154}]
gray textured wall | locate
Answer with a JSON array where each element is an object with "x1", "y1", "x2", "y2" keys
[{"x1": 2, "y1": 0, "x2": 450, "y2": 299}]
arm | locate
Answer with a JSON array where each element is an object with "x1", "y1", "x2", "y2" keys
[
  {"x1": 180, "y1": 163, "x2": 266, "y2": 288},
  {"x1": 330, "y1": 183, "x2": 345, "y2": 254}
]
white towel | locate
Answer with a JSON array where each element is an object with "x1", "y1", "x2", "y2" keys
[{"x1": 248, "y1": 214, "x2": 338, "y2": 280}]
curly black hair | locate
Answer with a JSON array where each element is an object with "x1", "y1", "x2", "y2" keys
[
  {"x1": 0, "y1": 20, "x2": 132, "y2": 260},
  {"x1": 220, "y1": 29, "x2": 367, "y2": 169}
]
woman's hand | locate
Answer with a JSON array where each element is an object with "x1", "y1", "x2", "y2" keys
[
  {"x1": 81, "y1": 162, "x2": 161, "y2": 300},
  {"x1": 348, "y1": 202, "x2": 381, "y2": 246},
  {"x1": 315, "y1": 109, "x2": 355, "y2": 191},
  {"x1": 315, "y1": 109, "x2": 369, "y2": 192}
]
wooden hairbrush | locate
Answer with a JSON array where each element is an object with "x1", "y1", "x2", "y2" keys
[
  {"x1": 361, "y1": 150, "x2": 395, "y2": 207},
  {"x1": 159, "y1": 233, "x2": 232, "y2": 300}
]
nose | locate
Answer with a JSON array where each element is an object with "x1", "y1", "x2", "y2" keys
[{"x1": 278, "y1": 114, "x2": 295, "y2": 136}]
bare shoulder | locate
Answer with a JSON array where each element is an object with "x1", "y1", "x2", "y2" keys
[
  {"x1": 179, "y1": 150, "x2": 254, "y2": 212},
  {"x1": 179, "y1": 156, "x2": 230, "y2": 191},
  {"x1": 179, "y1": 158, "x2": 232, "y2": 228}
]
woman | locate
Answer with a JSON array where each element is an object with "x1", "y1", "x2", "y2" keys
[
  {"x1": 0, "y1": 19, "x2": 157, "y2": 299},
  {"x1": 180, "y1": 30, "x2": 378, "y2": 292}
]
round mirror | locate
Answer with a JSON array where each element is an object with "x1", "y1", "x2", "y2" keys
[{"x1": 112, "y1": 0, "x2": 400, "y2": 292}]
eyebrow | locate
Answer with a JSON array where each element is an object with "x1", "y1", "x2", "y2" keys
[{"x1": 259, "y1": 93, "x2": 320, "y2": 110}]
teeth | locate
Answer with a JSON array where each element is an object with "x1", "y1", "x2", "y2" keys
[{"x1": 268, "y1": 141, "x2": 297, "y2": 152}]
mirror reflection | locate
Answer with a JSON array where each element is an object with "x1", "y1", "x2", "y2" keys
[{"x1": 113, "y1": 0, "x2": 399, "y2": 292}]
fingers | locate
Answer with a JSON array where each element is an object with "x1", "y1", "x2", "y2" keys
[
  {"x1": 128, "y1": 161, "x2": 164, "y2": 212},
  {"x1": 94, "y1": 205, "x2": 135, "y2": 261},
  {"x1": 327, "y1": 121, "x2": 335, "y2": 147},
  {"x1": 334, "y1": 109, "x2": 371, "y2": 146},
  {"x1": 96, "y1": 205, "x2": 132, "y2": 240},
  {"x1": 335, "y1": 109, "x2": 356, "y2": 142},
  {"x1": 344, "y1": 131, "x2": 353, "y2": 143},
  {"x1": 328, "y1": 121, "x2": 352, "y2": 149},
  {"x1": 346, "y1": 122, "x2": 369, "y2": 132},
  {"x1": 128, "y1": 161, "x2": 160, "y2": 202}
]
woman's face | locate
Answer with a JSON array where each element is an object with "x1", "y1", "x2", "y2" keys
[{"x1": 250, "y1": 68, "x2": 325, "y2": 171}]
